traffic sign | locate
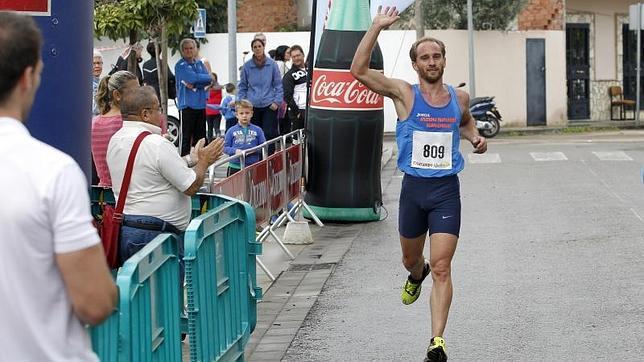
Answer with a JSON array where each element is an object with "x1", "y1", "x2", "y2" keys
[
  {"x1": 193, "y1": 8, "x2": 206, "y2": 39},
  {"x1": 0, "y1": 0, "x2": 50, "y2": 16}
]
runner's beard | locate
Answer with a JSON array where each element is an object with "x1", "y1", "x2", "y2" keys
[{"x1": 420, "y1": 67, "x2": 444, "y2": 84}]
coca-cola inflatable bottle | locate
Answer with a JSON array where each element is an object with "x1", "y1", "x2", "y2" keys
[{"x1": 305, "y1": 0, "x2": 384, "y2": 221}]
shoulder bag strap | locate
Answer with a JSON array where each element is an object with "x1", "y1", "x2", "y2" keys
[{"x1": 115, "y1": 131, "x2": 151, "y2": 215}]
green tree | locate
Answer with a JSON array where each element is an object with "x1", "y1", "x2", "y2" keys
[
  {"x1": 205, "y1": 0, "x2": 227, "y2": 33},
  {"x1": 95, "y1": 0, "x2": 226, "y2": 114},
  {"x1": 401, "y1": 0, "x2": 528, "y2": 30}
]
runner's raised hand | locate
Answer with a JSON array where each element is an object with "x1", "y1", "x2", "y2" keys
[{"x1": 373, "y1": 6, "x2": 400, "y2": 30}]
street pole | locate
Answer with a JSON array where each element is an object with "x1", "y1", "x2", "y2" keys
[
  {"x1": 228, "y1": 0, "x2": 238, "y2": 84},
  {"x1": 467, "y1": 0, "x2": 476, "y2": 98},
  {"x1": 637, "y1": 2, "x2": 642, "y2": 126},
  {"x1": 415, "y1": 0, "x2": 423, "y2": 39}
]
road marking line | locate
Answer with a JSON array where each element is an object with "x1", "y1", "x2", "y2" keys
[
  {"x1": 467, "y1": 153, "x2": 501, "y2": 164},
  {"x1": 630, "y1": 208, "x2": 643, "y2": 222},
  {"x1": 597, "y1": 178, "x2": 625, "y2": 203},
  {"x1": 530, "y1": 152, "x2": 568, "y2": 161},
  {"x1": 592, "y1": 151, "x2": 633, "y2": 161},
  {"x1": 584, "y1": 164, "x2": 599, "y2": 177}
]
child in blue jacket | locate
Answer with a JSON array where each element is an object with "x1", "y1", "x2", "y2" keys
[
  {"x1": 206, "y1": 83, "x2": 238, "y2": 132},
  {"x1": 223, "y1": 99, "x2": 266, "y2": 176},
  {"x1": 221, "y1": 83, "x2": 237, "y2": 132}
]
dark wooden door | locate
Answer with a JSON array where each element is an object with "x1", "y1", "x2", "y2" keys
[{"x1": 527, "y1": 38, "x2": 547, "y2": 126}]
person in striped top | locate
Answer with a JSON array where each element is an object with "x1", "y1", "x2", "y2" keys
[{"x1": 91, "y1": 70, "x2": 139, "y2": 186}]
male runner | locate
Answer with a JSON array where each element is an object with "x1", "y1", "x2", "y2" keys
[{"x1": 351, "y1": 6, "x2": 487, "y2": 361}]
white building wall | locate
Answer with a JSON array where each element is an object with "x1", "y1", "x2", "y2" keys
[{"x1": 95, "y1": 29, "x2": 567, "y2": 131}]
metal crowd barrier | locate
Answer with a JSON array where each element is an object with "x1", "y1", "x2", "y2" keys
[
  {"x1": 118, "y1": 233, "x2": 182, "y2": 361},
  {"x1": 89, "y1": 233, "x2": 182, "y2": 361},
  {"x1": 89, "y1": 190, "x2": 261, "y2": 361},
  {"x1": 207, "y1": 129, "x2": 323, "y2": 281},
  {"x1": 89, "y1": 309, "x2": 119, "y2": 362},
  {"x1": 93, "y1": 129, "x2": 322, "y2": 280},
  {"x1": 184, "y1": 194, "x2": 262, "y2": 361}
]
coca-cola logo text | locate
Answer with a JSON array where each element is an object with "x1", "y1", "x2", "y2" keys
[{"x1": 310, "y1": 69, "x2": 384, "y2": 110}]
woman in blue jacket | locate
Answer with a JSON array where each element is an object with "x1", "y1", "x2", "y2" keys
[{"x1": 237, "y1": 38, "x2": 283, "y2": 153}]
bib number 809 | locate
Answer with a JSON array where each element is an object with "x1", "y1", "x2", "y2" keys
[{"x1": 423, "y1": 144, "x2": 445, "y2": 159}]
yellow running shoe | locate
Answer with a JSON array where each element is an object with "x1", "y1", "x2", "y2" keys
[
  {"x1": 424, "y1": 336, "x2": 448, "y2": 362},
  {"x1": 401, "y1": 260, "x2": 430, "y2": 305}
]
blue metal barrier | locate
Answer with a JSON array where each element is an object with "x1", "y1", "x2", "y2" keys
[
  {"x1": 89, "y1": 189, "x2": 261, "y2": 361},
  {"x1": 89, "y1": 234, "x2": 180, "y2": 361},
  {"x1": 117, "y1": 233, "x2": 182, "y2": 361},
  {"x1": 199, "y1": 194, "x2": 263, "y2": 336},
  {"x1": 184, "y1": 194, "x2": 262, "y2": 362},
  {"x1": 89, "y1": 310, "x2": 119, "y2": 362}
]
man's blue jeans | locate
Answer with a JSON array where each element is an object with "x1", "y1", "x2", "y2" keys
[{"x1": 119, "y1": 214, "x2": 184, "y2": 281}]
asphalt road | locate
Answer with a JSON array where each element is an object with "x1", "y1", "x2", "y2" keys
[{"x1": 283, "y1": 131, "x2": 644, "y2": 361}]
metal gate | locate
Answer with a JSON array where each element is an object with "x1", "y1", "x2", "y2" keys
[
  {"x1": 566, "y1": 24, "x2": 590, "y2": 120},
  {"x1": 622, "y1": 24, "x2": 644, "y2": 104}
]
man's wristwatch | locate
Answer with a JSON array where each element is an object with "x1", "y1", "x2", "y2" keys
[{"x1": 184, "y1": 155, "x2": 197, "y2": 167}]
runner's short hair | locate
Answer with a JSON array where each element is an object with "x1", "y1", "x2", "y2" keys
[{"x1": 409, "y1": 36, "x2": 446, "y2": 62}]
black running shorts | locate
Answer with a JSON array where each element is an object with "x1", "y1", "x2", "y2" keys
[{"x1": 398, "y1": 173, "x2": 461, "y2": 238}]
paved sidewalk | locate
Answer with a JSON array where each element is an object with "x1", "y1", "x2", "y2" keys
[{"x1": 245, "y1": 224, "x2": 364, "y2": 361}]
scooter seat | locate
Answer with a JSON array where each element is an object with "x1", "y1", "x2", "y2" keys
[{"x1": 469, "y1": 96, "x2": 495, "y2": 107}]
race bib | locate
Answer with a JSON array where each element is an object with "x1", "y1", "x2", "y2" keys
[{"x1": 411, "y1": 131, "x2": 452, "y2": 169}]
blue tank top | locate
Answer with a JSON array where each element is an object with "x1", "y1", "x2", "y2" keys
[{"x1": 396, "y1": 84, "x2": 464, "y2": 178}]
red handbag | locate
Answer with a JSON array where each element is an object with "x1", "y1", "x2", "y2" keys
[{"x1": 98, "y1": 131, "x2": 150, "y2": 268}]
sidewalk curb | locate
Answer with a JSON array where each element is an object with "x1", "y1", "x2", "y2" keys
[
  {"x1": 496, "y1": 121, "x2": 644, "y2": 137},
  {"x1": 245, "y1": 225, "x2": 364, "y2": 361}
]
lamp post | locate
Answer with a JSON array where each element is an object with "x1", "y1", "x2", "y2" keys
[
  {"x1": 228, "y1": 0, "x2": 237, "y2": 84},
  {"x1": 467, "y1": 0, "x2": 476, "y2": 98},
  {"x1": 415, "y1": 0, "x2": 423, "y2": 39}
]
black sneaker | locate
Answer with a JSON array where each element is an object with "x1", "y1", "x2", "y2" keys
[{"x1": 424, "y1": 336, "x2": 448, "y2": 362}]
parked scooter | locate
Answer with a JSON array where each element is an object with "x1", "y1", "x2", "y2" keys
[{"x1": 456, "y1": 83, "x2": 502, "y2": 138}]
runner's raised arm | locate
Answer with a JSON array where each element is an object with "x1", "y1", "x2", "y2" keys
[{"x1": 350, "y1": 6, "x2": 412, "y2": 118}]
